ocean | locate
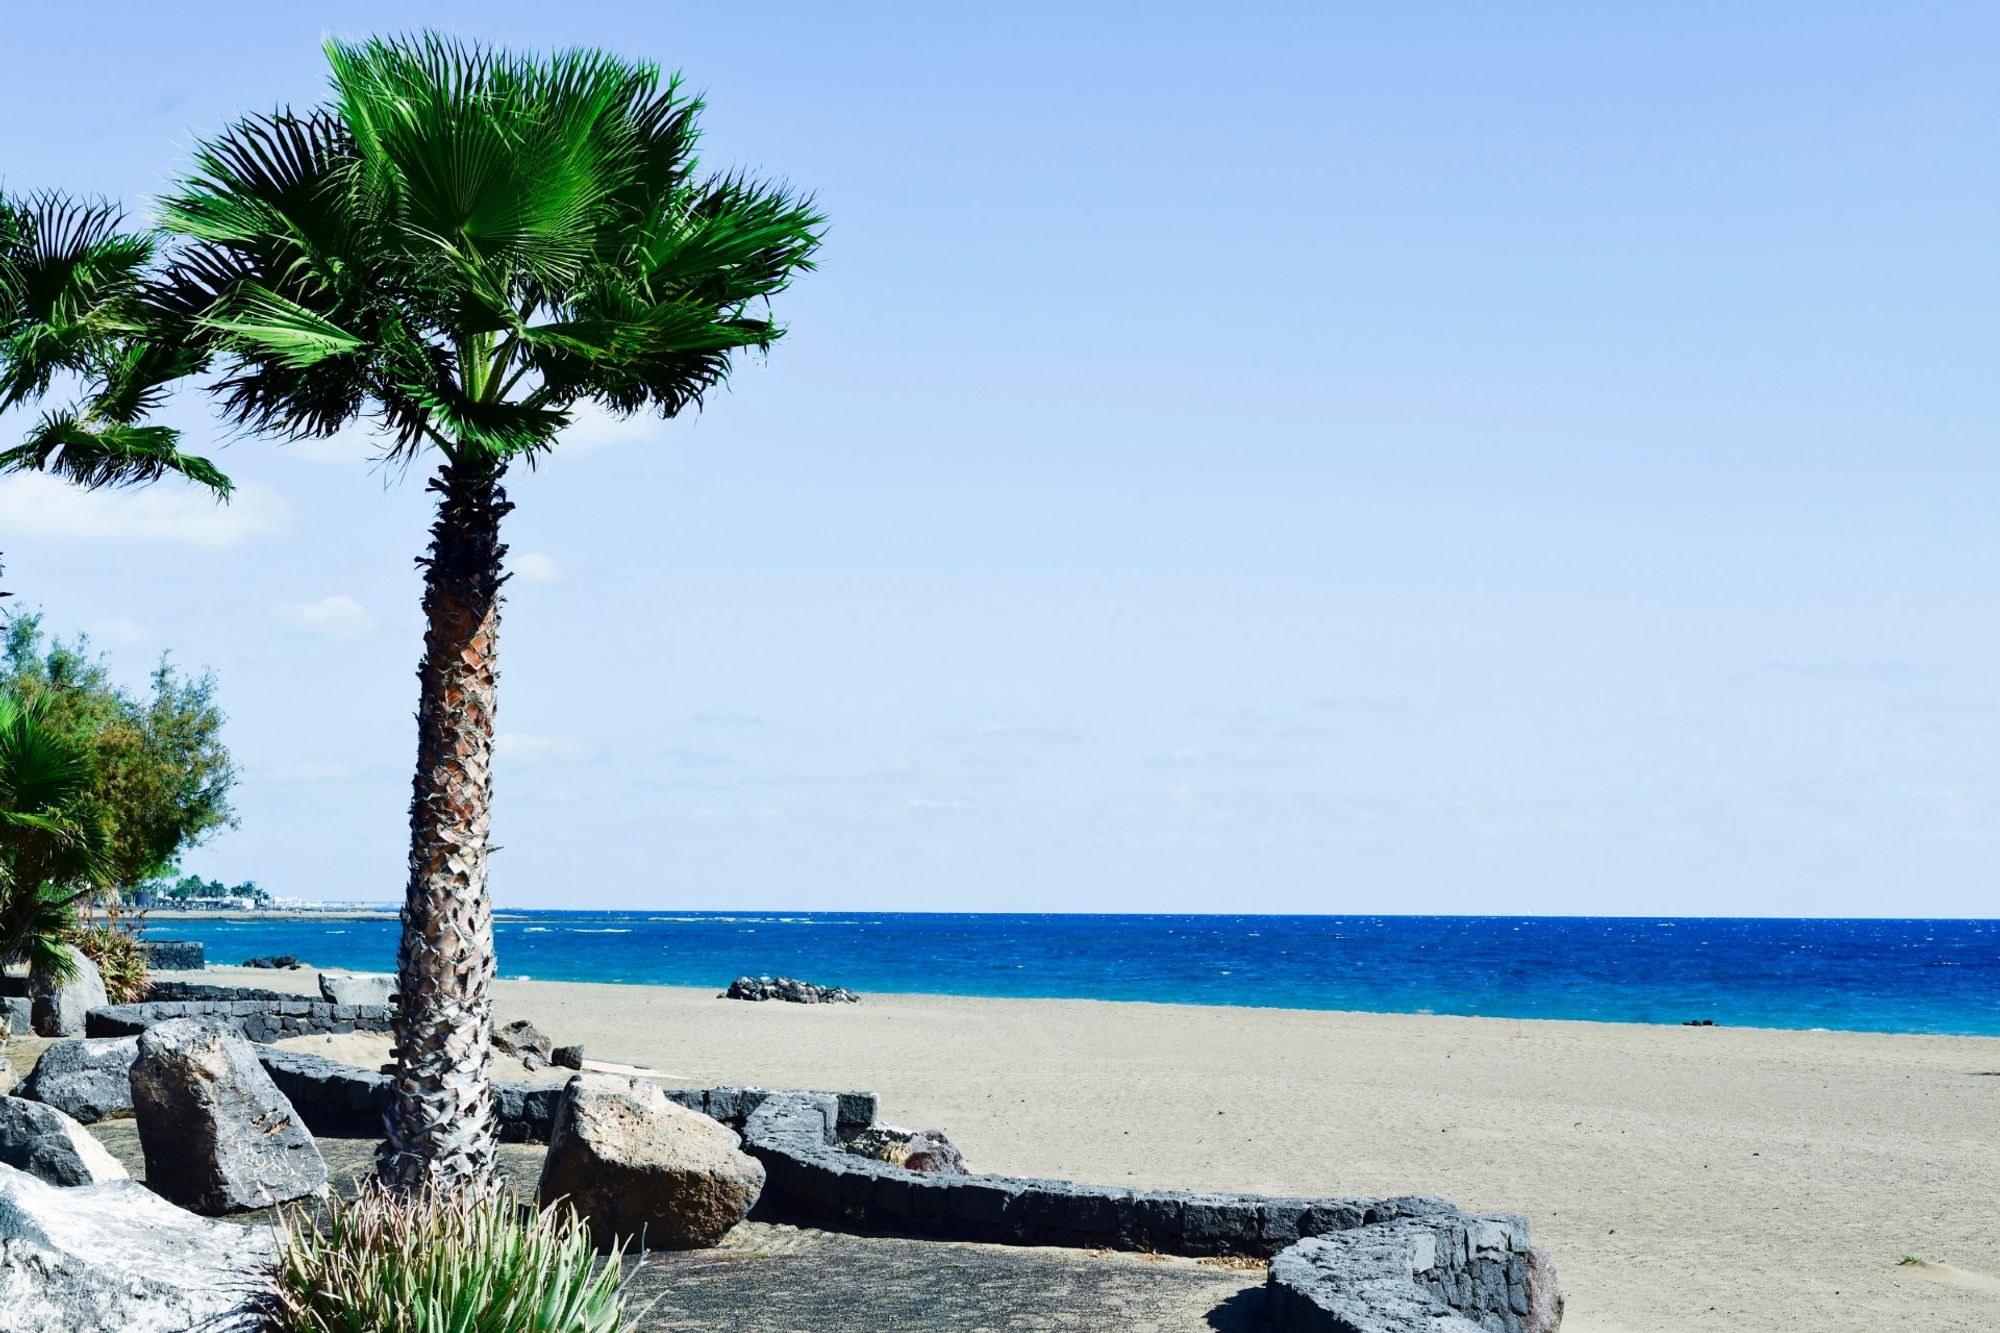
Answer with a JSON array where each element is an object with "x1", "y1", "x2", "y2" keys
[{"x1": 144, "y1": 912, "x2": 2000, "y2": 1037}]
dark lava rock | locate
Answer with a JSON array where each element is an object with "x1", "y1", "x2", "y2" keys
[
  {"x1": 493, "y1": 1019, "x2": 554, "y2": 1064},
  {"x1": 129, "y1": 1018, "x2": 327, "y2": 1214},
  {"x1": 241, "y1": 954, "x2": 303, "y2": 970},
  {"x1": 18, "y1": 1037, "x2": 138, "y2": 1124},
  {"x1": 552, "y1": 1044, "x2": 585, "y2": 1069},
  {"x1": 721, "y1": 976, "x2": 861, "y2": 1004},
  {"x1": 0, "y1": 1095, "x2": 128, "y2": 1186}
]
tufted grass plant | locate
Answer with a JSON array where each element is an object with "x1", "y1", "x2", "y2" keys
[{"x1": 266, "y1": 1179, "x2": 630, "y2": 1333}]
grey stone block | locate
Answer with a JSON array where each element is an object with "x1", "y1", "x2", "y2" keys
[
  {"x1": 834, "y1": 1090, "x2": 877, "y2": 1129},
  {"x1": 1182, "y1": 1194, "x2": 1264, "y2": 1253},
  {"x1": 1132, "y1": 1191, "x2": 1186, "y2": 1248},
  {"x1": 947, "y1": 1175, "x2": 1024, "y2": 1228}
]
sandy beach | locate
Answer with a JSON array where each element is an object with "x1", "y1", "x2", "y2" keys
[{"x1": 199, "y1": 966, "x2": 1999, "y2": 1333}]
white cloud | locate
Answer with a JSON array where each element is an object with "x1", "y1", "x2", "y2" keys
[
  {"x1": 273, "y1": 594, "x2": 375, "y2": 638},
  {"x1": 495, "y1": 732, "x2": 597, "y2": 763},
  {"x1": 0, "y1": 473, "x2": 287, "y2": 547},
  {"x1": 512, "y1": 552, "x2": 561, "y2": 584},
  {"x1": 83, "y1": 617, "x2": 152, "y2": 649}
]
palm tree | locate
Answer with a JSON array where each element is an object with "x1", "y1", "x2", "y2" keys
[
  {"x1": 0, "y1": 690, "x2": 112, "y2": 981},
  {"x1": 145, "y1": 34, "x2": 824, "y2": 1187}
]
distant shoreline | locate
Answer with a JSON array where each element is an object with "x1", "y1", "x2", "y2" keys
[
  {"x1": 139, "y1": 908, "x2": 400, "y2": 922},
  {"x1": 135, "y1": 908, "x2": 556, "y2": 922}
]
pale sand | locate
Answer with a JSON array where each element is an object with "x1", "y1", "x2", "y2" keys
[{"x1": 202, "y1": 967, "x2": 2000, "y2": 1332}]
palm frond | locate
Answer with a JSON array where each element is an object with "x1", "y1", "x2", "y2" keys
[
  {"x1": 0, "y1": 412, "x2": 232, "y2": 495},
  {"x1": 202, "y1": 283, "x2": 366, "y2": 368},
  {"x1": 400, "y1": 382, "x2": 568, "y2": 458},
  {"x1": 0, "y1": 192, "x2": 157, "y2": 411}
]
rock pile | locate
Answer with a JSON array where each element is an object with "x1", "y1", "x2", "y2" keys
[
  {"x1": 494, "y1": 1018, "x2": 555, "y2": 1070},
  {"x1": 241, "y1": 954, "x2": 303, "y2": 969},
  {"x1": 722, "y1": 976, "x2": 861, "y2": 1004},
  {"x1": 848, "y1": 1124, "x2": 969, "y2": 1174}
]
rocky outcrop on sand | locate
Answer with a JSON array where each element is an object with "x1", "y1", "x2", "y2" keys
[
  {"x1": 494, "y1": 1018, "x2": 555, "y2": 1070},
  {"x1": 18, "y1": 1037, "x2": 137, "y2": 1123},
  {"x1": 318, "y1": 971, "x2": 395, "y2": 1006},
  {"x1": 0, "y1": 1094, "x2": 127, "y2": 1186},
  {"x1": 722, "y1": 975, "x2": 861, "y2": 1004},
  {"x1": 0, "y1": 1161, "x2": 272, "y2": 1331},
  {"x1": 847, "y1": 1124, "x2": 969, "y2": 1174},
  {"x1": 129, "y1": 1018, "x2": 326, "y2": 1213},
  {"x1": 29, "y1": 946, "x2": 107, "y2": 1037},
  {"x1": 241, "y1": 954, "x2": 303, "y2": 969},
  {"x1": 539, "y1": 1076, "x2": 765, "y2": 1249}
]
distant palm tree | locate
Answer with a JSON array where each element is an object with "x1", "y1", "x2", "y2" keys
[{"x1": 143, "y1": 35, "x2": 825, "y2": 1187}]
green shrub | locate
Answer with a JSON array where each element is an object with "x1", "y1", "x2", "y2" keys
[
  {"x1": 267, "y1": 1181, "x2": 630, "y2": 1333},
  {"x1": 71, "y1": 900, "x2": 150, "y2": 1003}
]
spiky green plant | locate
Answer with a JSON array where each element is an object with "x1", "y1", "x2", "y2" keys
[
  {"x1": 0, "y1": 690, "x2": 111, "y2": 979},
  {"x1": 266, "y1": 1179, "x2": 630, "y2": 1333}
]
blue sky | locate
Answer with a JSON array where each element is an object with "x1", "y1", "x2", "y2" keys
[{"x1": 3, "y1": 3, "x2": 1996, "y2": 915}]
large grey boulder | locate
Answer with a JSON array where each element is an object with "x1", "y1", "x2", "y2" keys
[
  {"x1": 0, "y1": 1161, "x2": 272, "y2": 1331},
  {"x1": 18, "y1": 1036, "x2": 137, "y2": 1123},
  {"x1": 0, "y1": 994, "x2": 30, "y2": 1036},
  {"x1": 319, "y1": 971, "x2": 395, "y2": 1006},
  {"x1": 0, "y1": 1094, "x2": 127, "y2": 1186},
  {"x1": 539, "y1": 1075, "x2": 765, "y2": 1249},
  {"x1": 28, "y1": 946, "x2": 107, "y2": 1037},
  {"x1": 129, "y1": 1018, "x2": 327, "y2": 1214},
  {"x1": 1265, "y1": 1213, "x2": 1564, "y2": 1333}
]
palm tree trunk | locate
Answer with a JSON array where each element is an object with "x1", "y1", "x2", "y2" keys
[{"x1": 380, "y1": 455, "x2": 512, "y2": 1188}]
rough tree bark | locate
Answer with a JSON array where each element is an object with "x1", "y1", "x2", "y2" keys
[{"x1": 380, "y1": 455, "x2": 511, "y2": 1188}]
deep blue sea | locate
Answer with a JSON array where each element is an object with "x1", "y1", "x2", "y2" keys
[{"x1": 145, "y1": 912, "x2": 2000, "y2": 1037}]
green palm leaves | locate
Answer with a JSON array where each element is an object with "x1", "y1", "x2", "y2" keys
[
  {"x1": 0, "y1": 195, "x2": 231, "y2": 496},
  {"x1": 0, "y1": 691, "x2": 110, "y2": 979},
  {"x1": 156, "y1": 33, "x2": 824, "y2": 466}
]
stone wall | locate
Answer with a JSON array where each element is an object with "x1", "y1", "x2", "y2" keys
[
  {"x1": 140, "y1": 940, "x2": 205, "y2": 971},
  {"x1": 144, "y1": 982, "x2": 293, "y2": 1003},
  {"x1": 741, "y1": 1090, "x2": 1459, "y2": 1260},
  {"x1": 85, "y1": 999, "x2": 392, "y2": 1043},
  {"x1": 255, "y1": 1046, "x2": 878, "y2": 1146}
]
